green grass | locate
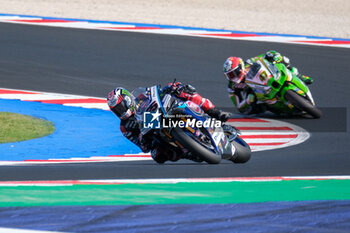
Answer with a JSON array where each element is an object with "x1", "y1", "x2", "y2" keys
[{"x1": 0, "y1": 112, "x2": 55, "y2": 143}]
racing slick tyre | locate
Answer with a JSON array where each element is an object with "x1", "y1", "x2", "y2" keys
[
  {"x1": 230, "y1": 135, "x2": 251, "y2": 163},
  {"x1": 285, "y1": 90, "x2": 322, "y2": 119},
  {"x1": 171, "y1": 127, "x2": 221, "y2": 164}
]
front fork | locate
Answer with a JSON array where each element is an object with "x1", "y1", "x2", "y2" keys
[{"x1": 222, "y1": 124, "x2": 240, "y2": 142}]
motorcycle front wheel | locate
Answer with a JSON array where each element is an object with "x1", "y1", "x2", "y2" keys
[
  {"x1": 171, "y1": 127, "x2": 221, "y2": 164},
  {"x1": 284, "y1": 90, "x2": 322, "y2": 119},
  {"x1": 230, "y1": 135, "x2": 251, "y2": 163}
]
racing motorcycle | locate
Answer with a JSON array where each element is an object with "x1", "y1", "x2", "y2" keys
[
  {"x1": 245, "y1": 58, "x2": 321, "y2": 118},
  {"x1": 132, "y1": 85, "x2": 251, "y2": 164}
]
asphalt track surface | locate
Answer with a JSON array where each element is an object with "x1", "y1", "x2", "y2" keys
[{"x1": 0, "y1": 22, "x2": 349, "y2": 181}]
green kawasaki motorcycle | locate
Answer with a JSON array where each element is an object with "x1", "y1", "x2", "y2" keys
[{"x1": 245, "y1": 58, "x2": 321, "y2": 118}]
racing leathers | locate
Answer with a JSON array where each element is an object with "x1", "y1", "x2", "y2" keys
[
  {"x1": 120, "y1": 82, "x2": 231, "y2": 164},
  {"x1": 228, "y1": 50, "x2": 313, "y2": 114}
]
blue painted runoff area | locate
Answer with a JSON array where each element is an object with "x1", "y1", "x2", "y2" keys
[
  {"x1": 0, "y1": 13, "x2": 349, "y2": 41},
  {"x1": 0, "y1": 201, "x2": 349, "y2": 232},
  {"x1": 0, "y1": 99, "x2": 141, "y2": 161}
]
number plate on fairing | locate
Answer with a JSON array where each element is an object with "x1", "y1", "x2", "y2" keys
[{"x1": 246, "y1": 60, "x2": 276, "y2": 94}]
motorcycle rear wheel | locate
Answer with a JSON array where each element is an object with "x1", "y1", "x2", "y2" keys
[
  {"x1": 285, "y1": 90, "x2": 322, "y2": 119},
  {"x1": 171, "y1": 127, "x2": 221, "y2": 164}
]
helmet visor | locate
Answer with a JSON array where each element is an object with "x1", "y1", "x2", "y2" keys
[
  {"x1": 225, "y1": 64, "x2": 243, "y2": 82},
  {"x1": 111, "y1": 100, "x2": 128, "y2": 118}
]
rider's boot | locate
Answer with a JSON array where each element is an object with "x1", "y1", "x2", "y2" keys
[
  {"x1": 181, "y1": 151, "x2": 203, "y2": 163},
  {"x1": 298, "y1": 74, "x2": 313, "y2": 85},
  {"x1": 291, "y1": 67, "x2": 313, "y2": 85},
  {"x1": 151, "y1": 147, "x2": 181, "y2": 164}
]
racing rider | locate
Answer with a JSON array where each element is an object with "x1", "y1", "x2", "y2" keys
[
  {"x1": 107, "y1": 82, "x2": 231, "y2": 164},
  {"x1": 223, "y1": 50, "x2": 313, "y2": 114}
]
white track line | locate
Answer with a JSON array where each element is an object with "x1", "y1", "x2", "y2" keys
[
  {"x1": 0, "y1": 176, "x2": 350, "y2": 186},
  {"x1": 0, "y1": 14, "x2": 349, "y2": 48}
]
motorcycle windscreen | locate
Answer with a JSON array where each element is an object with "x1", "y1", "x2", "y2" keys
[{"x1": 132, "y1": 87, "x2": 150, "y2": 114}]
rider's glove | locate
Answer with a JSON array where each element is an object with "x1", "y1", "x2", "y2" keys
[
  {"x1": 206, "y1": 108, "x2": 231, "y2": 122},
  {"x1": 218, "y1": 111, "x2": 232, "y2": 122},
  {"x1": 164, "y1": 82, "x2": 184, "y2": 95},
  {"x1": 265, "y1": 50, "x2": 283, "y2": 63},
  {"x1": 183, "y1": 84, "x2": 196, "y2": 95}
]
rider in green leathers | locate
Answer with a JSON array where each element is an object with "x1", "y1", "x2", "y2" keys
[{"x1": 223, "y1": 50, "x2": 313, "y2": 114}]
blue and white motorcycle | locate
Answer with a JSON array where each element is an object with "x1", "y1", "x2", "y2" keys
[{"x1": 132, "y1": 85, "x2": 251, "y2": 164}]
